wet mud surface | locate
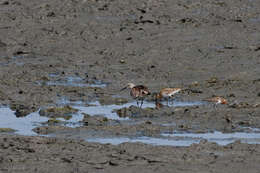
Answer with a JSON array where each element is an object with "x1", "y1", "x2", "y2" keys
[
  {"x1": 1, "y1": 135, "x2": 260, "y2": 173},
  {"x1": 1, "y1": 0, "x2": 260, "y2": 172}
]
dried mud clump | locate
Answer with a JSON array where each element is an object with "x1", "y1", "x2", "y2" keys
[
  {"x1": 32, "y1": 126, "x2": 71, "y2": 135},
  {"x1": 82, "y1": 114, "x2": 109, "y2": 126},
  {"x1": 10, "y1": 103, "x2": 36, "y2": 117},
  {"x1": 39, "y1": 105, "x2": 78, "y2": 119},
  {"x1": 0, "y1": 128, "x2": 16, "y2": 133},
  {"x1": 115, "y1": 106, "x2": 155, "y2": 118},
  {"x1": 115, "y1": 105, "x2": 174, "y2": 118}
]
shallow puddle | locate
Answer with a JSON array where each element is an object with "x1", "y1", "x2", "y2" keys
[
  {"x1": 75, "y1": 101, "x2": 131, "y2": 120},
  {"x1": 249, "y1": 17, "x2": 260, "y2": 23},
  {"x1": 2, "y1": 100, "x2": 260, "y2": 146},
  {"x1": 86, "y1": 136, "x2": 199, "y2": 146},
  {"x1": 85, "y1": 131, "x2": 260, "y2": 146},
  {"x1": 74, "y1": 101, "x2": 157, "y2": 120},
  {"x1": 57, "y1": 97, "x2": 86, "y2": 106},
  {"x1": 36, "y1": 76, "x2": 107, "y2": 88},
  {"x1": 73, "y1": 100, "x2": 204, "y2": 120},
  {"x1": 0, "y1": 107, "x2": 48, "y2": 135},
  {"x1": 0, "y1": 107, "x2": 84, "y2": 135},
  {"x1": 162, "y1": 131, "x2": 260, "y2": 145}
]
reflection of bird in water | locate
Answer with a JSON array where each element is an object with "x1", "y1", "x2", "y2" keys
[
  {"x1": 121, "y1": 83, "x2": 150, "y2": 108},
  {"x1": 155, "y1": 101, "x2": 164, "y2": 109},
  {"x1": 155, "y1": 88, "x2": 181, "y2": 105},
  {"x1": 203, "y1": 96, "x2": 227, "y2": 108}
]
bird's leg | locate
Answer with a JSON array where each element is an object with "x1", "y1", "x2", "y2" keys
[
  {"x1": 140, "y1": 98, "x2": 144, "y2": 108},
  {"x1": 214, "y1": 104, "x2": 218, "y2": 111},
  {"x1": 170, "y1": 96, "x2": 174, "y2": 105},
  {"x1": 136, "y1": 100, "x2": 139, "y2": 107}
]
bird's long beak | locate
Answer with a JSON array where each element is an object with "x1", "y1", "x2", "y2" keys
[{"x1": 120, "y1": 86, "x2": 127, "y2": 91}]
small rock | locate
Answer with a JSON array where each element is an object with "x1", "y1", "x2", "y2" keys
[
  {"x1": 15, "y1": 109, "x2": 30, "y2": 117},
  {"x1": 224, "y1": 115, "x2": 232, "y2": 123},
  {"x1": 0, "y1": 40, "x2": 7, "y2": 47},
  {"x1": 119, "y1": 59, "x2": 125, "y2": 64},
  {"x1": 47, "y1": 118, "x2": 62, "y2": 124},
  {"x1": 10, "y1": 104, "x2": 32, "y2": 117},
  {"x1": 228, "y1": 102, "x2": 250, "y2": 109},
  {"x1": 207, "y1": 77, "x2": 218, "y2": 83},
  {"x1": 145, "y1": 121, "x2": 152, "y2": 124},
  {"x1": 191, "y1": 81, "x2": 199, "y2": 87},
  {"x1": 253, "y1": 103, "x2": 260, "y2": 108},
  {"x1": 109, "y1": 160, "x2": 119, "y2": 166},
  {"x1": 82, "y1": 115, "x2": 109, "y2": 126},
  {"x1": 199, "y1": 139, "x2": 208, "y2": 144},
  {"x1": 184, "y1": 89, "x2": 203, "y2": 94},
  {"x1": 253, "y1": 79, "x2": 260, "y2": 84},
  {"x1": 227, "y1": 93, "x2": 235, "y2": 97},
  {"x1": 46, "y1": 11, "x2": 55, "y2": 17},
  {"x1": 249, "y1": 45, "x2": 260, "y2": 51},
  {"x1": 0, "y1": 1, "x2": 9, "y2": 5},
  {"x1": 32, "y1": 126, "x2": 69, "y2": 135},
  {"x1": 115, "y1": 105, "x2": 154, "y2": 118},
  {"x1": 116, "y1": 107, "x2": 128, "y2": 118}
]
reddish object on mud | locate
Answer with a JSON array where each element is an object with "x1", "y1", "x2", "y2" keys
[{"x1": 203, "y1": 96, "x2": 227, "y2": 105}]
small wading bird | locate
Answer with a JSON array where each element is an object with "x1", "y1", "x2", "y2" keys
[
  {"x1": 121, "y1": 83, "x2": 150, "y2": 108},
  {"x1": 203, "y1": 96, "x2": 227, "y2": 108},
  {"x1": 155, "y1": 88, "x2": 181, "y2": 105}
]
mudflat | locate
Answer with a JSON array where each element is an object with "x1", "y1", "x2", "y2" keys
[{"x1": 0, "y1": 0, "x2": 260, "y2": 172}]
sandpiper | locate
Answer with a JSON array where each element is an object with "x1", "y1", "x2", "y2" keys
[
  {"x1": 156, "y1": 88, "x2": 181, "y2": 105},
  {"x1": 203, "y1": 96, "x2": 227, "y2": 108},
  {"x1": 203, "y1": 96, "x2": 227, "y2": 104},
  {"x1": 121, "y1": 83, "x2": 150, "y2": 108}
]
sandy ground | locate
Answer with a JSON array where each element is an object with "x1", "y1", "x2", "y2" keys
[{"x1": 0, "y1": 0, "x2": 260, "y2": 172}]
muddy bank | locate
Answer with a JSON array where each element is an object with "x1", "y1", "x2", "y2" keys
[
  {"x1": 1, "y1": 135, "x2": 260, "y2": 173},
  {"x1": 1, "y1": 0, "x2": 260, "y2": 172},
  {"x1": 0, "y1": 0, "x2": 259, "y2": 111}
]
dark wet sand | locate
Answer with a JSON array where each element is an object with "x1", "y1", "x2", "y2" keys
[
  {"x1": 1, "y1": 135, "x2": 260, "y2": 173},
  {"x1": 0, "y1": 0, "x2": 260, "y2": 172}
]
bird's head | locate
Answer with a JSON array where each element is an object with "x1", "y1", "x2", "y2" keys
[
  {"x1": 220, "y1": 98, "x2": 228, "y2": 104},
  {"x1": 120, "y1": 83, "x2": 135, "y2": 91}
]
